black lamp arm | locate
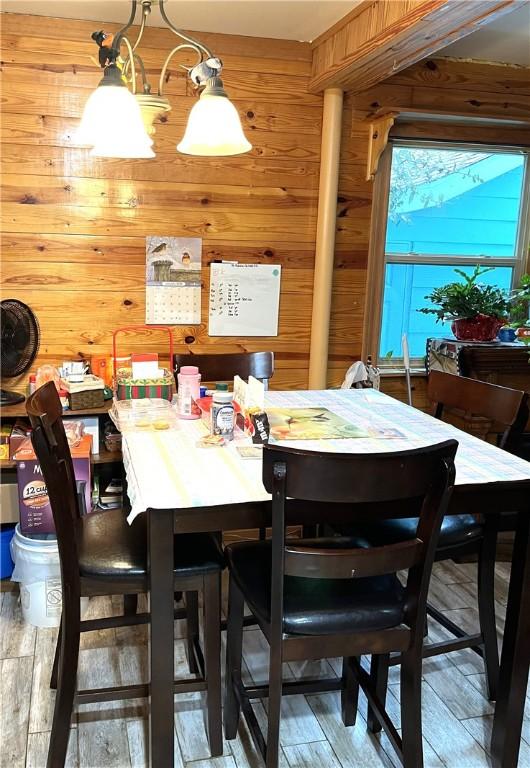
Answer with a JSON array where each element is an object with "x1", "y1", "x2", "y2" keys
[{"x1": 113, "y1": 0, "x2": 138, "y2": 53}]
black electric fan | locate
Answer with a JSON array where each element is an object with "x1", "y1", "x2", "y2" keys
[{"x1": 1, "y1": 299, "x2": 40, "y2": 406}]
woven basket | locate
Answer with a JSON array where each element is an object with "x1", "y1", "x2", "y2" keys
[
  {"x1": 68, "y1": 388, "x2": 105, "y2": 411},
  {"x1": 115, "y1": 367, "x2": 173, "y2": 401}
]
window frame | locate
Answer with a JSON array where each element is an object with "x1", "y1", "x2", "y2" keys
[{"x1": 363, "y1": 138, "x2": 530, "y2": 367}]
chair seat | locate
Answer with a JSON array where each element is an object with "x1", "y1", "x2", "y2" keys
[
  {"x1": 78, "y1": 508, "x2": 224, "y2": 583},
  {"x1": 346, "y1": 514, "x2": 483, "y2": 555},
  {"x1": 225, "y1": 539, "x2": 406, "y2": 636}
]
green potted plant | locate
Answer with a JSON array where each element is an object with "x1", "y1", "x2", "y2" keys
[
  {"x1": 419, "y1": 265, "x2": 510, "y2": 341},
  {"x1": 509, "y1": 273, "x2": 530, "y2": 345}
]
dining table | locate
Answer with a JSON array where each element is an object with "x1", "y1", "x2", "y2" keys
[{"x1": 122, "y1": 388, "x2": 530, "y2": 768}]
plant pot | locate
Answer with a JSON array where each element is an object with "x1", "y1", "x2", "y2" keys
[
  {"x1": 451, "y1": 315, "x2": 503, "y2": 342},
  {"x1": 515, "y1": 326, "x2": 530, "y2": 344}
]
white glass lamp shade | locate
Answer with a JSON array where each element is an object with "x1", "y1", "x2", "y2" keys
[
  {"x1": 177, "y1": 91, "x2": 252, "y2": 157},
  {"x1": 75, "y1": 82, "x2": 154, "y2": 159}
]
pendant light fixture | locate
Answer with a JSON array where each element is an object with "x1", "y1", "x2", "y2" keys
[{"x1": 76, "y1": 0, "x2": 251, "y2": 159}]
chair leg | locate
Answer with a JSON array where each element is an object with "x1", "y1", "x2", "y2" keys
[
  {"x1": 367, "y1": 653, "x2": 389, "y2": 734},
  {"x1": 400, "y1": 649, "x2": 423, "y2": 768},
  {"x1": 266, "y1": 636, "x2": 283, "y2": 768},
  {"x1": 478, "y1": 519, "x2": 500, "y2": 701},
  {"x1": 204, "y1": 574, "x2": 223, "y2": 757},
  {"x1": 47, "y1": 597, "x2": 80, "y2": 768},
  {"x1": 123, "y1": 594, "x2": 138, "y2": 616},
  {"x1": 185, "y1": 591, "x2": 200, "y2": 675},
  {"x1": 50, "y1": 615, "x2": 62, "y2": 690},
  {"x1": 224, "y1": 577, "x2": 245, "y2": 740},
  {"x1": 341, "y1": 656, "x2": 359, "y2": 726}
]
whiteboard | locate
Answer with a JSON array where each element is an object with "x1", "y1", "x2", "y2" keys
[{"x1": 208, "y1": 263, "x2": 281, "y2": 337}]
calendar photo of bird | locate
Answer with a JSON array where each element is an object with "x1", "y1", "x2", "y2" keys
[
  {"x1": 146, "y1": 237, "x2": 202, "y2": 286},
  {"x1": 150, "y1": 242, "x2": 168, "y2": 255}
]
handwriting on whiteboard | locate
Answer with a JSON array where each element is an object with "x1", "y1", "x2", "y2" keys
[{"x1": 208, "y1": 263, "x2": 281, "y2": 337}]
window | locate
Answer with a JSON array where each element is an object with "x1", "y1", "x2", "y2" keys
[{"x1": 376, "y1": 142, "x2": 529, "y2": 362}]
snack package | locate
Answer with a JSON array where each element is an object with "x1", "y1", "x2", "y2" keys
[
  {"x1": 0, "y1": 425, "x2": 12, "y2": 460},
  {"x1": 233, "y1": 375, "x2": 265, "y2": 438},
  {"x1": 249, "y1": 412, "x2": 270, "y2": 444},
  {"x1": 9, "y1": 421, "x2": 31, "y2": 460},
  {"x1": 35, "y1": 364, "x2": 61, "y2": 391},
  {"x1": 63, "y1": 420, "x2": 85, "y2": 447},
  {"x1": 196, "y1": 434, "x2": 225, "y2": 448}
]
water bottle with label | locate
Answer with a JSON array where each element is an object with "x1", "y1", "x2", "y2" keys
[{"x1": 177, "y1": 366, "x2": 201, "y2": 419}]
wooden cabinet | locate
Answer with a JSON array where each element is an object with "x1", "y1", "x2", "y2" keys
[
  {"x1": 457, "y1": 345, "x2": 530, "y2": 392},
  {"x1": 427, "y1": 339, "x2": 530, "y2": 389}
]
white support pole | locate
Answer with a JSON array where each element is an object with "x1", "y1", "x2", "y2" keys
[{"x1": 308, "y1": 87, "x2": 344, "y2": 390}]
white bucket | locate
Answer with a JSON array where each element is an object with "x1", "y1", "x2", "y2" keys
[
  {"x1": 10, "y1": 526, "x2": 62, "y2": 627},
  {"x1": 10, "y1": 525, "x2": 88, "y2": 628}
]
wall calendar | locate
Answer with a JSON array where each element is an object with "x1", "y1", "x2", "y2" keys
[{"x1": 145, "y1": 236, "x2": 202, "y2": 325}]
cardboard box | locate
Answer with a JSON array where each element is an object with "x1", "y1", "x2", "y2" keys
[
  {"x1": 0, "y1": 481, "x2": 19, "y2": 524},
  {"x1": 14, "y1": 433, "x2": 92, "y2": 535}
]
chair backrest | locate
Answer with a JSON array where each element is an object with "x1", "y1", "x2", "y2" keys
[
  {"x1": 428, "y1": 369, "x2": 528, "y2": 452},
  {"x1": 173, "y1": 351, "x2": 274, "y2": 389},
  {"x1": 26, "y1": 382, "x2": 82, "y2": 599},
  {"x1": 263, "y1": 440, "x2": 457, "y2": 640}
]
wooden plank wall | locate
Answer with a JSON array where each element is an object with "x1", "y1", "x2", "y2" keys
[
  {"x1": 1, "y1": 12, "x2": 529, "y2": 397},
  {"x1": 332, "y1": 55, "x2": 530, "y2": 394},
  {"x1": 309, "y1": 0, "x2": 519, "y2": 93},
  {"x1": 0, "y1": 12, "x2": 327, "y2": 392}
]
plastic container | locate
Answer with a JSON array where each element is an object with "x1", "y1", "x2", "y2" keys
[
  {"x1": 177, "y1": 366, "x2": 201, "y2": 420},
  {"x1": 211, "y1": 391, "x2": 234, "y2": 440},
  {"x1": 110, "y1": 398, "x2": 177, "y2": 432},
  {"x1": 0, "y1": 524, "x2": 16, "y2": 578},
  {"x1": 10, "y1": 526, "x2": 88, "y2": 627},
  {"x1": 10, "y1": 525, "x2": 61, "y2": 626}
]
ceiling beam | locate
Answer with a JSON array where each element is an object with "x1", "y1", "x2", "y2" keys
[{"x1": 309, "y1": 0, "x2": 522, "y2": 94}]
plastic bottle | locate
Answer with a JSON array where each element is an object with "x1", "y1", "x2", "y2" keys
[
  {"x1": 58, "y1": 388, "x2": 69, "y2": 412},
  {"x1": 177, "y1": 366, "x2": 201, "y2": 419},
  {"x1": 211, "y1": 391, "x2": 234, "y2": 440}
]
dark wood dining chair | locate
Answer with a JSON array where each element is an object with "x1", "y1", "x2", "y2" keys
[
  {"x1": 224, "y1": 439, "x2": 457, "y2": 768},
  {"x1": 173, "y1": 351, "x2": 274, "y2": 389},
  {"x1": 347, "y1": 370, "x2": 529, "y2": 708},
  {"x1": 26, "y1": 382, "x2": 224, "y2": 767}
]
